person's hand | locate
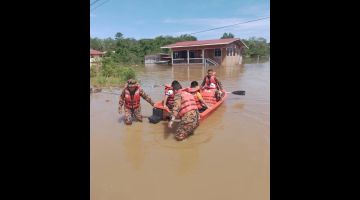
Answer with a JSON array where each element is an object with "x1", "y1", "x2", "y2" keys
[
  {"x1": 168, "y1": 116, "x2": 175, "y2": 128},
  {"x1": 118, "y1": 106, "x2": 122, "y2": 114},
  {"x1": 168, "y1": 120, "x2": 173, "y2": 128}
]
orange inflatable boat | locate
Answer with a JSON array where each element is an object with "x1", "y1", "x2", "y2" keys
[{"x1": 149, "y1": 88, "x2": 227, "y2": 123}]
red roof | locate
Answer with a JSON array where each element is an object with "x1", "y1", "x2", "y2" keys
[
  {"x1": 90, "y1": 49, "x2": 104, "y2": 55},
  {"x1": 161, "y1": 38, "x2": 247, "y2": 48}
]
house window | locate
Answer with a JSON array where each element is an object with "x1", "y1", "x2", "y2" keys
[
  {"x1": 233, "y1": 48, "x2": 236, "y2": 56},
  {"x1": 190, "y1": 51, "x2": 195, "y2": 58},
  {"x1": 173, "y1": 52, "x2": 179, "y2": 59},
  {"x1": 173, "y1": 51, "x2": 187, "y2": 59},
  {"x1": 215, "y1": 48, "x2": 221, "y2": 57},
  {"x1": 226, "y1": 48, "x2": 230, "y2": 56},
  {"x1": 229, "y1": 48, "x2": 233, "y2": 56}
]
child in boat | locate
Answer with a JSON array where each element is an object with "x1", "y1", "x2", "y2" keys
[
  {"x1": 163, "y1": 84, "x2": 175, "y2": 112},
  {"x1": 188, "y1": 81, "x2": 209, "y2": 113}
]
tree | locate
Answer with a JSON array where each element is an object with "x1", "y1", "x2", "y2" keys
[
  {"x1": 90, "y1": 37, "x2": 104, "y2": 51},
  {"x1": 221, "y1": 32, "x2": 235, "y2": 39},
  {"x1": 91, "y1": 33, "x2": 269, "y2": 65},
  {"x1": 242, "y1": 37, "x2": 270, "y2": 58},
  {"x1": 178, "y1": 34, "x2": 197, "y2": 41},
  {"x1": 115, "y1": 32, "x2": 123, "y2": 40}
]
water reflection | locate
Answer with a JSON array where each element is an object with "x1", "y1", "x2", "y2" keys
[{"x1": 122, "y1": 128, "x2": 146, "y2": 170}]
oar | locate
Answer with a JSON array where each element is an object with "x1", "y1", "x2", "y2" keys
[{"x1": 227, "y1": 90, "x2": 245, "y2": 95}]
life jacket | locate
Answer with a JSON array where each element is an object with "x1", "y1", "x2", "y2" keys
[
  {"x1": 164, "y1": 84, "x2": 175, "y2": 108},
  {"x1": 124, "y1": 85, "x2": 141, "y2": 109},
  {"x1": 178, "y1": 90, "x2": 198, "y2": 117},
  {"x1": 187, "y1": 86, "x2": 202, "y2": 109},
  {"x1": 201, "y1": 89, "x2": 217, "y2": 106},
  {"x1": 205, "y1": 75, "x2": 218, "y2": 89}
]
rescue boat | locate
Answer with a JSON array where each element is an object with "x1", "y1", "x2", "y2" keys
[{"x1": 149, "y1": 88, "x2": 227, "y2": 123}]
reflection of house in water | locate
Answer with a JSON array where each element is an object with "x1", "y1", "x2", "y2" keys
[
  {"x1": 161, "y1": 38, "x2": 248, "y2": 66},
  {"x1": 144, "y1": 53, "x2": 171, "y2": 64}
]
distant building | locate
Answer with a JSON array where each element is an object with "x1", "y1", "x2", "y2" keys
[
  {"x1": 144, "y1": 53, "x2": 171, "y2": 64},
  {"x1": 161, "y1": 38, "x2": 248, "y2": 66},
  {"x1": 90, "y1": 49, "x2": 104, "y2": 64}
]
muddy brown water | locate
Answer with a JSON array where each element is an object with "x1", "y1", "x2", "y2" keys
[{"x1": 91, "y1": 62, "x2": 270, "y2": 200}]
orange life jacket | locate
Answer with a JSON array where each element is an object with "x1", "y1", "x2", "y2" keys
[
  {"x1": 164, "y1": 84, "x2": 175, "y2": 108},
  {"x1": 124, "y1": 85, "x2": 141, "y2": 109},
  {"x1": 201, "y1": 89, "x2": 217, "y2": 106},
  {"x1": 205, "y1": 75, "x2": 218, "y2": 89},
  {"x1": 187, "y1": 87, "x2": 202, "y2": 109},
  {"x1": 178, "y1": 90, "x2": 198, "y2": 117}
]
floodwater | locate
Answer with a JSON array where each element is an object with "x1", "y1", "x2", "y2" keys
[{"x1": 90, "y1": 62, "x2": 270, "y2": 200}]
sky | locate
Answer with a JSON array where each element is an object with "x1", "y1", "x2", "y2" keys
[{"x1": 90, "y1": 0, "x2": 270, "y2": 41}]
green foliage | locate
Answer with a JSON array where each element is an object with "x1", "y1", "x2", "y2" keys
[
  {"x1": 90, "y1": 65, "x2": 98, "y2": 77},
  {"x1": 218, "y1": 33, "x2": 269, "y2": 58},
  {"x1": 115, "y1": 32, "x2": 123, "y2": 40},
  {"x1": 95, "y1": 76, "x2": 107, "y2": 85},
  {"x1": 221, "y1": 32, "x2": 235, "y2": 39},
  {"x1": 90, "y1": 32, "x2": 198, "y2": 65},
  {"x1": 90, "y1": 55, "x2": 136, "y2": 87},
  {"x1": 242, "y1": 37, "x2": 270, "y2": 58},
  {"x1": 90, "y1": 32, "x2": 270, "y2": 69},
  {"x1": 119, "y1": 67, "x2": 136, "y2": 81}
]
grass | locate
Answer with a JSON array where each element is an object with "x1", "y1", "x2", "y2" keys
[{"x1": 90, "y1": 64, "x2": 136, "y2": 88}]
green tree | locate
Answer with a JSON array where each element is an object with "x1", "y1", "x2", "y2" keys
[
  {"x1": 178, "y1": 34, "x2": 197, "y2": 41},
  {"x1": 242, "y1": 37, "x2": 270, "y2": 58},
  {"x1": 221, "y1": 32, "x2": 235, "y2": 39},
  {"x1": 115, "y1": 32, "x2": 123, "y2": 40},
  {"x1": 90, "y1": 37, "x2": 104, "y2": 51}
]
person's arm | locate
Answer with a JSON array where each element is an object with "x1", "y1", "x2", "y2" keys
[
  {"x1": 200, "y1": 77, "x2": 206, "y2": 87},
  {"x1": 118, "y1": 89, "x2": 126, "y2": 113},
  {"x1": 140, "y1": 89, "x2": 155, "y2": 106},
  {"x1": 215, "y1": 77, "x2": 224, "y2": 91},
  {"x1": 170, "y1": 94, "x2": 181, "y2": 118},
  {"x1": 163, "y1": 95, "x2": 169, "y2": 107},
  {"x1": 168, "y1": 94, "x2": 181, "y2": 128},
  {"x1": 197, "y1": 92, "x2": 209, "y2": 108}
]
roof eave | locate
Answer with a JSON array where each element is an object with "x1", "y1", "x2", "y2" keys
[{"x1": 161, "y1": 39, "x2": 249, "y2": 49}]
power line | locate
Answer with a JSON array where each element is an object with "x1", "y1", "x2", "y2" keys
[
  {"x1": 189, "y1": 16, "x2": 270, "y2": 35},
  {"x1": 90, "y1": 0, "x2": 102, "y2": 7},
  {"x1": 91, "y1": 0, "x2": 110, "y2": 12}
]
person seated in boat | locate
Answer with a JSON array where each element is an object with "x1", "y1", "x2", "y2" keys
[
  {"x1": 168, "y1": 80, "x2": 200, "y2": 141},
  {"x1": 200, "y1": 69, "x2": 225, "y2": 101},
  {"x1": 188, "y1": 81, "x2": 209, "y2": 113},
  {"x1": 163, "y1": 84, "x2": 175, "y2": 112}
]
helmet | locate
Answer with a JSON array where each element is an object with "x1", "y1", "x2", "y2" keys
[
  {"x1": 127, "y1": 79, "x2": 138, "y2": 88},
  {"x1": 127, "y1": 79, "x2": 137, "y2": 85},
  {"x1": 166, "y1": 89, "x2": 173, "y2": 96}
]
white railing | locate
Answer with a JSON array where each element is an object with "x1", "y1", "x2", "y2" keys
[{"x1": 205, "y1": 58, "x2": 218, "y2": 65}]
